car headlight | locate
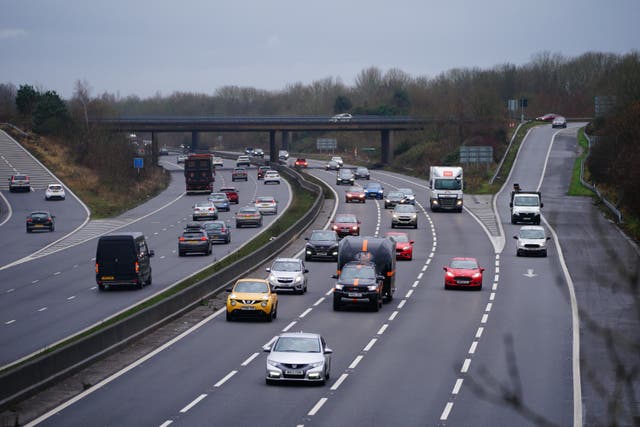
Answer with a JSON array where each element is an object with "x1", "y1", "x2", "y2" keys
[
  {"x1": 294, "y1": 276, "x2": 302, "y2": 283},
  {"x1": 267, "y1": 360, "x2": 279, "y2": 368},
  {"x1": 456, "y1": 200, "x2": 463, "y2": 206},
  {"x1": 230, "y1": 300, "x2": 237, "y2": 306},
  {"x1": 385, "y1": 199, "x2": 390, "y2": 203},
  {"x1": 268, "y1": 274, "x2": 276, "y2": 283},
  {"x1": 334, "y1": 284, "x2": 343, "y2": 290},
  {"x1": 261, "y1": 301, "x2": 268, "y2": 307},
  {"x1": 411, "y1": 214, "x2": 417, "y2": 219},
  {"x1": 393, "y1": 214, "x2": 398, "y2": 219},
  {"x1": 352, "y1": 226, "x2": 358, "y2": 230},
  {"x1": 367, "y1": 285, "x2": 378, "y2": 291},
  {"x1": 402, "y1": 246, "x2": 411, "y2": 251},
  {"x1": 308, "y1": 361, "x2": 323, "y2": 368},
  {"x1": 472, "y1": 272, "x2": 482, "y2": 279}
]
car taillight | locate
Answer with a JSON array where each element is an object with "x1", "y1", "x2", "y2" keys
[
  {"x1": 221, "y1": 227, "x2": 226, "y2": 232},
  {"x1": 26, "y1": 218, "x2": 32, "y2": 222},
  {"x1": 135, "y1": 261, "x2": 140, "y2": 273},
  {"x1": 201, "y1": 237, "x2": 208, "y2": 241},
  {"x1": 179, "y1": 237, "x2": 185, "y2": 241},
  {"x1": 95, "y1": 263, "x2": 99, "y2": 273}
]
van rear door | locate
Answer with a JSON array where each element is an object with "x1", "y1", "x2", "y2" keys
[{"x1": 98, "y1": 239, "x2": 136, "y2": 278}]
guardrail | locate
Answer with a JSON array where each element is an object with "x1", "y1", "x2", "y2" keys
[
  {"x1": 0, "y1": 164, "x2": 323, "y2": 410},
  {"x1": 489, "y1": 121, "x2": 526, "y2": 185},
  {"x1": 581, "y1": 133, "x2": 623, "y2": 223}
]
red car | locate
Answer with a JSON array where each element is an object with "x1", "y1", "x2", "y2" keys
[
  {"x1": 257, "y1": 166, "x2": 270, "y2": 180},
  {"x1": 345, "y1": 186, "x2": 366, "y2": 203},
  {"x1": 331, "y1": 213, "x2": 360, "y2": 237},
  {"x1": 294, "y1": 158, "x2": 308, "y2": 168},
  {"x1": 385, "y1": 232, "x2": 414, "y2": 260},
  {"x1": 219, "y1": 186, "x2": 239, "y2": 204},
  {"x1": 443, "y1": 257, "x2": 484, "y2": 290},
  {"x1": 535, "y1": 113, "x2": 557, "y2": 122}
]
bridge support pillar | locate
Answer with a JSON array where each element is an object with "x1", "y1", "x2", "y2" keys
[
  {"x1": 381, "y1": 130, "x2": 393, "y2": 164},
  {"x1": 191, "y1": 131, "x2": 199, "y2": 151},
  {"x1": 269, "y1": 131, "x2": 277, "y2": 163},
  {"x1": 152, "y1": 132, "x2": 158, "y2": 166},
  {"x1": 281, "y1": 131, "x2": 290, "y2": 150}
]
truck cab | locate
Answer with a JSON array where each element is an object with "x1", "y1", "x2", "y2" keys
[
  {"x1": 429, "y1": 166, "x2": 463, "y2": 212},
  {"x1": 510, "y1": 190, "x2": 543, "y2": 224}
]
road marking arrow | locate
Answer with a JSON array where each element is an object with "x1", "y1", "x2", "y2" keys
[{"x1": 523, "y1": 269, "x2": 537, "y2": 278}]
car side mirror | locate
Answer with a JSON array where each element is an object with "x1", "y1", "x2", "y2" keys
[
  {"x1": 546, "y1": 237, "x2": 551, "y2": 241},
  {"x1": 513, "y1": 236, "x2": 518, "y2": 239},
  {"x1": 304, "y1": 237, "x2": 309, "y2": 241},
  {"x1": 540, "y1": 203, "x2": 544, "y2": 208},
  {"x1": 480, "y1": 268, "x2": 485, "y2": 272},
  {"x1": 331, "y1": 274, "x2": 338, "y2": 279},
  {"x1": 509, "y1": 203, "x2": 513, "y2": 208},
  {"x1": 443, "y1": 267, "x2": 447, "y2": 271},
  {"x1": 304, "y1": 269, "x2": 309, "y2": 273},
  {"x1": 410, "y1": 240, "x2": 415, "y2": 244},
  {"x1": 51, "y1": 215, "x2": 56, "y2": 218},
  {"x1": 357, "y1": 220, "x2": 361, "y2": 224},
  {"x1": 377, "y1": 275, "x2": 385, "y2": 281},
  {"x1": 149, "y1": 250, "x2": 155, "y2": 257},
  {"x1": 225, "y1": 287, "x2": 232, "y2": 292},
  {"x1": 324, "y1": 348, "x2": 333, "y2": 355},
  {"x1": 265, "y1": 268, "x2": 271, "y2": 272},
  {"x1": 263, "y1": 346, "x2": 271, "y2": 353}
]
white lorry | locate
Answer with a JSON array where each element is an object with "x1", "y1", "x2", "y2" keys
[
  {"x1": 510, "y1": 184, "x2": 543, "y2": 224},
  {"x1": 428, "y1": 166, "x2": 463, "y2": 212}
]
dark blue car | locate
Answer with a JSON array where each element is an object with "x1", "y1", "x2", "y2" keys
[
  {"x1": 208, "y1": 193, "x2": 231, "y2": 212},
  {"x1": 363, "y1": 182, "x2": 384, "y2": 199}
]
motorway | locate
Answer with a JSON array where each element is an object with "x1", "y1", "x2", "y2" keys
[
  {"x1": 0, "y1": 143, "x2": 292, "y2": 367},
  {"x1": 23, "y1": 124, "x2": 594, "y2": 427}
]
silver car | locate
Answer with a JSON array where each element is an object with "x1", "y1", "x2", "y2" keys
[
  {"x1": 397, "y1": 188, "x2": 416, "y2": 205},
  {"x1": 255, "y1": 196, "x2": 278, "y2": 215},
  {"x1": 391, "y1": 204, "x2": 418, "y2": 228},
  {"x1": 514, "y1": 225, "x2": 551, "y2": 257},
  {"x1": 192, "y1": 201, "x2": 218, "y2": 221},
  {"x1": 264, "y1": 332, "x2": 332, "y2": 385},
  {"x1": 266, "y1": 257, "x2": 308, "y2": 293}
]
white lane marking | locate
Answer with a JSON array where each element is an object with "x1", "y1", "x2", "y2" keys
[
  {"x1": 313, "y1": 297, "x2": 324, "y2": 306},
  {"x1": 307, "y1": 398, "x2": 328, "y2": 416},
  {"x1": 32, "y1": 280, "x2": 39, "y2": 284},
  {"x1": 416, "y1": 272, "x2": 423, "y2": 280},
  {"x1": 282, "y1": 321, "x2": 296, "y2": 332},
  {"x1": 461, "y1": 358, "x2": 471, "y2": 373},
  {"x1": 412, "y1": 280, "x2": 420, "y2": 287},
  {"x1": 481, "y1": 314, "x2": 488, "y2": 324},
  {"x1": 0, "y1": 190, "x2": 13, "y2": 227},
  {"x1": 90, "y1": 286, "x2": 96, "y2": 290},
  {"x1": 241, "y1": 352, "x2": 260, "y2": 367},
  {"x1": 73, "y1": 264, "x2": 78, "y2": 268},
  {"x1": 38, "y1": 307, "x2": 47, "y2": 312},
  {"x1": 179, "y1": 394, "x2": 207, "y2": 413},
  {"x1": 299, "y1": 308, "x2": 312, "y2": 318},
  {"x1": 469, "y1": 341, "x2": 478, "y2": 354},
  {"x1": 377, "y1": 324, "x2": 388, "y2": 335},
  {"x1": 485, "y1": 303, "x2": 492, "y2": 312},
  {"x1": 495, "y1": 259, "x2": 500, "y2": 266},
  {"x1": 452, "y1": 378, "x2": 464, "y2": 394},
  {"x1": 440, "y1": 402, "x2": 454, "y2": 421},
  {"x1": 492, "y1": 283, "x2": 498, "y2": 291},
  {"x1": 264, "y1": 336, "x2": 278, "y2": 348},
  {"x1": 494, "y1": 274, "x2": 499, "y2": 282},
  {"x1": 330, "y1": 373, "x2": 348, "y2": 391},
  {"x1": 489, "y1": 292, "x2": 495, "y2": 301},
  {"x1": 475, "y1": 327, "x2": 484, "y2": 338},
  {"x1": 6, "y1": 288, "x2": 14, "y2": 293},
  {"x1": 160, "y1": 256, "x2": 166, "y2": 260},
  {"x1": 495, "y1": 267, "x2": 500, "y2": 273},
  {"x1": 426, "y1": 258, "x2": 431, "y2": 264},
  {"x1": 325, "y1": 289, "x2": 333, "y2": 296},
  {"x1": 67, "y1": 296, "x2": 76, "y2": 301},
  {"x1": 214, "y1": 370, "x2": 237, "y2": 387},
  {"x1": 429, "y1": 252, "x2": 434, "y2": 258},
  {"x1": 159, "y1": 421, "x2": 173, "y2": 427},
  {"x1": 421, "y1": 265, "x2": 427, "y2": 272},
  {"x1": 397, "y1": 300, "x2": 406, "y2": 309},
  {"x1": 349, "y1": 355, "x2": 363, "y2": 369},
  {"x1": 389, "y1": 311, "x2": 398, "y2": 321},
  {"x1": 53, "y1": 272, "x2": 61, "y2": 276},
  {"x1": 363, "y1": 338, "x2": 377, "y2": 352},
  {"x1": 5, "y1": 320, "x2": 15, "y2": 325},
  {"x1": 405, "y1": 290, "x2": 413, "y2": 298}
]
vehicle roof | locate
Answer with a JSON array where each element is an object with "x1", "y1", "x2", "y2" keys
[
  {"x1": 235, "y1": 278, "x2": 268, "y2": 284},
  {"x1": 219, "y1": 186, "x2": 237, "y2": 191},
  {"x1": 272, "y1": 257, "x2": 302, "y2": 263},
  {"x1": 99, "y1": 232, "x2": 145, "y2": 240},
  {"x1": 520, "y1": 225, "x2": 545, "y2": 231},
  {"x1": 450, "y1": 257, "x2": 478, "y2": 262},
  {"x1": 277, "y1": 332, "x2": 321, "y2": 340}
]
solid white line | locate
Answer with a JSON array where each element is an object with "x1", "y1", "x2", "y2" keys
[
  {"x1": 307, "y1": 398, "x2": 328, "y2": 416},
  {"x1": 214, "y1": 370, "x2": 237, "y2": 387},
  {"x1": 5, "y1": 320, "x2": 15, "y2": 325},
  {"x1": 180, "y1": 394, "x2": 207, "y2": 413},
  {"x1": 282, "y1": 321, "x2": 297, "y2": 332},
  {"x1": 397, "y1": 300, "x2": 406, "y2": 309},
  {"x1": 363, "y1": 338, "x2": 377, "y2": 352},
  {"x1": 38, "y1": 307, "x2": 47, "y2": 312},
  {"x1": 481, "y1": 314, "x2": 488, "y2": 324},
  {"x1": 377, "y1": 324, "x2": 388, "y2": 335},
  {"x1": 241, "y1": 352, "x2": 260, "y2": 367},
  {"x1": 330, "y1": 373, "x2": 348, "y2": 391},
  {"x1": 159, "y1": 421, "x2": 173, "y2": 427},
  {"x1": 440, "y1": 402, "x2": 454, "y2": 420},
  {"x1": 405, "y1": 289, "x2": 413, "y2": 298},
  {"x1": 461, "y1": 358, "x2": 471, "y2": 373},
  {"x1": 475, "y1": 327, "x2": 484, "y2": 338},
  {"x1": 313, "y1": 297, "x2": 325, "y2": 306},
  {"x1": 388, "y1": 311, "x2": 398, "y2": 321},
  {"x1": 349, "y1": 355, "x2": 364, "y2": 369},
  {"x1": 452, "y1": 378, "x2": 464, "y2": 394},
  {"x1": 485, "y1": 303, "x2": 492, "y2": 312},
  {"x1": 299, "y1": 308, "x2": 312, "y2": 318},
  {"x1": 0, "y1": 190, "x2": 13, "y2": 227},
  {"x1": 469, "y1": 341, "x2": 478, "y2": 354}
]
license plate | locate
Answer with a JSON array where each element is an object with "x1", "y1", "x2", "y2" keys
[
  {"x1": 35, "y1": 224, "x2": 44, "y2": 227},
  {"x1": 285, "y1": 369, "x2": 304, "y2": 375},
  {"x1": 242, "y1": 306, "x2": 256, "y2": 310},
  {"x1": 348, "y1": 292, "x2": 362, "y2": 297},
  {"x1": 317, "y1": 252, "x2": 327, "y2": 256},
  {"x1": 102, "y1": 276, "x2": 114, "y2": 280},
  {"x1": 457, "y1": 279, "x2": 470, "y2": 284}
]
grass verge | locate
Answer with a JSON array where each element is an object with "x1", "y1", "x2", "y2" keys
[{"x1": 568, "y1": 128, "x2": 596, "y2": 197}]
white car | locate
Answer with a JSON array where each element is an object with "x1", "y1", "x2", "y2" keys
[
  {"x1": 236, "y1": 155, "x2": 251, "y2": 167},
  {"x1": 177, "y1": 154, "x2": 188, "y2": 164},
  {"x1": 514, "y1": 225, "x2": 551, "y2": 257},
  {"x1": 551, "y1": 116, "x2": 567, "y2": 128},
  {"x1": 45, "y1": 183, "x2": 66, "y2": 200},
  {"x1": 212, "y1": 157, "x2": 224, "y2": 167},
  {"x1": 278, "y1": 150, "x2": 289, "y2": 161},
  {"x1": 330, "y1": 156, "x2": 344, "y2": 167},
  {"x1": 264, "y1": 332, "x2": 332, "y2": 385},
  {"x1": 192, "y1": 201, "x2": 218, "y2": 221},
  {"x1": 264, "y1": 171, "x2": 281, "y2": 185},
  {"x1": 255, "y1": 196, "x2": 278, "y2": 215},
  {"x1": 266, "y1": 258, "x2": 308, "y2": 293},
  {"x1": 330, "y1": 113, "x2": 352, "y2": 122}
]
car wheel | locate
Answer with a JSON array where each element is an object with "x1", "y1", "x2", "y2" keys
[
  {"x1": 273, "y1": 304, "x2": 278, "y2": 319},
  {"x1": 304, "y1": 284, "x2": 307, "y2": 294},
  {"x1": 50, "y1": 225, "x2": 55, "y2": 232},
  {"x1": 98, "y1": 283, "x2": 105, "y2": 291},
  {"x1": 146, "y1": 273, "x2": 152, "y2": 286},
  {"x1": 370, "y1": 297, "x2": 380, "y2": 312},
  {"x1": 413, "y1": 223, "x2": 418, "y2": 229},
  {"x1": 179, "y1": 251, "x2": 185, "y2": 257},
  {"x1": 26, "y1": 227, "x2": 31, "y2": 233},
  {"x1": 391, "y1": 223, "x2": 396, "y2": 229},
  {"x1": 226, "y1": 236, "x2": 230, "y2": 244},
  {"x1": 333, "y1": 298, "x2": 341, "y2": 311},
  {"x1": 542, "y1": 249, "x2": 547, "y2": 257},
  {"x1": 226, "y1": 311, "x2": 233, "y2": 321},
  {"x1": 266, "y1": 378, "x2": 275, "y2": 385},
  {"x1": 408, "y1": 255, "x2": 413, "y2": 261},
  {"x1": 444, "y1": 284, "x2": 450, "y2": 290},
  {"x1": 236, "y1": 223, "x2": 242, "y2": 228},
  {"x1": 207, "y1": 246, "x2": 212, "y2": 255}
]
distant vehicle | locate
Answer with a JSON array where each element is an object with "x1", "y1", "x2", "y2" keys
[
  {"x1": 232, "y1": 167, "x2": 248, "y2": 181},
  {"x1": 235, "y1": 206, "x2": 263, "y2": 228},
  {"x1": 304, "y1": 230, "x2": 340, "y2": 261},
  {"x1": 278, "y1": 150, "x2": 290, "y2": 161},
  {"x1": 178, "y1": 229, "x2": 212, "y2": 256},
  {"x1": 332, "y1": 261, "x2": 384, "y2": 311},
  {"x1": 264, "y1": 170, "x2": 281, "y2": 185},
  {"x1": 510, "y1": 188, "x2": 543, "y2": 224},
  {"x1": 257, "y1": 166, "x2": 271, "y2": 179},
  {"x1": 177, "y1": 154, "x2": 188, "y2": 163},
  {"x1": 226, "y1": 278, "x2": 277, "y2": 321},
  {"x1": 331, "y1": 156, "x2": 344, "y2": 167},
  {"x1": 159, "y1": 147, "x2": 169, "y2": 156},
  {"x1": 192, "y1": 201, "x2": 218, "y2": 221},
  {"x1": 331, "y1": 213, "x2": 360, "y2": 237},
  {"x1": 266, "y1": 257, "x2": 308, "y2": 294},
  {"x1": 363, "y1": 182, "x2": 384, "y2": 199},
  {"x1": 9, "y1": 174, "x2": 30, "y2": 192},
  {"x1": 536, "y1": 113, "x2": 557, "y2": 121},
  {"x1": 212, "y1": 157, "x2": 224, "y2": 167},
  {"x1": 330, "y1": 113, "x2": 352, "y2": 122},
  {"x1": 514, "y1": 225, "x2": 550, "y2": 257},
  {"x1": 325, "y1": 160, "x2": 340, "y2": 171},
  {"x1": 397, "y1": 188, "x2": 416, "y2": 205},
  {"x1": 345, "y1": 186, "x2": 366, "y2": 203},
  {"x1": 183, "y1": 221, "x2": 205, "y2": 232},
  {"x1": 236, "y1": 155, "x2": 251, "y2": 167},
  {"x1": 219, "y1": 186, "x2": 239, "y2": 204},
  {"x1": 354, "y1": 166, "x2": 370, "y2": 180},
  {"x1": 202, "y1": 220, "x2": 231, "y2": 244},
  {"x1": 264, "y1": 332, "x2": 332, "y2": 385},
  {"x1": 45, "y1": 183, "x2": 66, "y2": 200},
  {"x1": 385, "y1": 232, "x2": 414, "y2": 260},
  {"x1": 184, "y1": 154, "x2": 215, "y2": 195},
  {"x1": 429, "y1": 166, "x2": 463, "y2": 212},
  {"x1": 255, "y1": 196, "x2": 278, "y2": 215},
  {"x1": 208, "y1": 192, "x2": 230, "y2": 211},
  {"x1": 384, "y1": 191, "x2": 407, "y2": 209},
  {"x1": 294, "y1": 158, "x2": 308, "y2": 168},
  {"x1": 391, "y1": 204, "x2": 418, "y2": 228},
  {"x1": 26, "y1": 211, "x2": 55, "y2": 232},
  {"x1": 252, "y1": 148, "x2": 265, "y2": 158},
  {"x1": 336, "y1": 168, "x2": 355, "y2": 185},
  {"x1": 444, "y1": 257, "x2": 484, "y2": 290},
  {"x1": 552, "y1": 116, "x2": 567, "y2": 128},
  {"x1": 244, "y1": 147, "x2": 255, "y2": 156},
  {"x1": 95, "y1": 232, "x2": 154, "y2": 290}
]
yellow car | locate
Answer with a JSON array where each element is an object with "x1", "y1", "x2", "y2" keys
[{"x1": 226, "y1": 279, "x2": 278, "y2": 322}]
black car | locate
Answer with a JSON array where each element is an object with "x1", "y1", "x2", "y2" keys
[
  {"x1": 336, "y1": 168, "x2": 355, "y2": 185},
  {"x1": 178, "y1": 230, "x2": 212, "y2": 256},
  {"x1": 384, "y1": 191, "x2": 407, "y2": 209},
  {"x1": 202, "y1": 220, "x2": 231, "y2": 244},
  {"x1": 26, "y1": 211, "x2": 55, "y2": 232},
  {"x1": 304, "y1": 230, "x2": 340, "y2": 261},
  {"x1": 332, "y1": 261, "x2": 384, "y2": 311},
  {"x1": 354, "y1": 167, "x2": 370, "y2": 180}
]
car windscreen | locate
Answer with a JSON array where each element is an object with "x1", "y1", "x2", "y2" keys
[
  {"x1": 182, "y1": 232, "x2": 205, "y2": 239},
  {"x1": 450, "y1": 260, "x2": 478, "y2": 269},
  {"x1": 335, "y1": 215, "x2": 356, "y2": 223},
  {"x1": 388, "y1": 234, "x2": 408, "y2": 243},
  {"x1": 388, "y1": 192, "x2": 404, "y2": 198},
  {"x1": 271, "y1": 261, "x2": 301, "y2": 272},
  {"x1": 204, "y1": 222, "x2": 224, "y2": 230},
  {"x1": 31, "y1": 213, "x2": 50, "y2": 220},
  {"x1": 340, "y1": 266, "x2": 376, "y2": 281},
  {"x1": 434, "y1": 179, "x2": 461, "y2": 190},
  {"x1": 14, "y1": 175, "x2": 27, "y2": 180},
  {"x1": 394, "y1": 205, "x2": 415, "y2": 213},
  {"x1": 520, "y1": 229, "x2": 545, "y2": 239},
  {"x1": 49, "y1": 185, "x2": 63, "y2": 190},
  {"x1": 273, "y1": 337, "x2": 320, "y2": 353},
  {"x1": 234, "y1": 281, "x2": 268, "y2": 293},
  {"x1": 310, "y1": 231, "x2": 336, "y2": 241},
  {"x1": 514, "y1": 196, "x2": 540, "y2": 206}
]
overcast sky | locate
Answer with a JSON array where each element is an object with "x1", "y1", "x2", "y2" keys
[{"x1": 1, "y1": 0, "x2": 638, "y2": 99}]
